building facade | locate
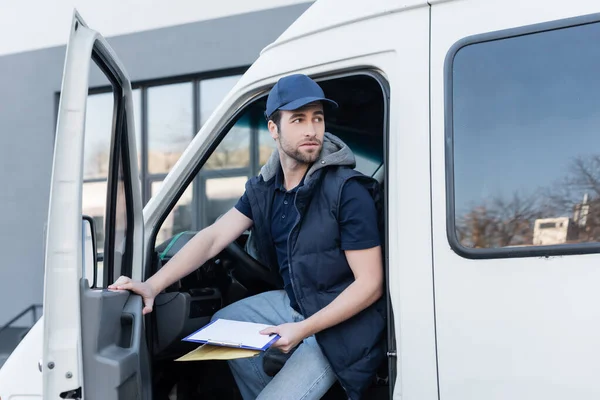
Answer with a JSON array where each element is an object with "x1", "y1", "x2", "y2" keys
[{"x1": 0, "y1": 1, "x2": 312, "y2": 328}]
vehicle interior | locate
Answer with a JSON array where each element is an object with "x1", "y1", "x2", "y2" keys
[{"x1": 147, "y1": 73, "x2": 391, "y2": 400}]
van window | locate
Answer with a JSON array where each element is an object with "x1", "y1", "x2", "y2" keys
[
  {"x1": 154, "y1": 104, "x2": 264, "y2": 245},
  {"x1": 82, "y1": 63, "x2": 141, "y2": 286},
  {"x1": 155, "y1": 74, "x2": 386, "y2": 247},
  {"x1": 449, "y1": 21, "x2": 600, "y2": 253}
]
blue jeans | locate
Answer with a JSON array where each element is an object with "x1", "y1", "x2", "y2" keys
[{"x1": 211, "y1": 290, "x2": 337, "y2": 400}]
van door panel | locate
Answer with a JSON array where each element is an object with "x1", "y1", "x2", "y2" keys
[
  {"x1": 430, "y1": 1, "x2": 600, "y2": 399},
  {"x1": 43, "y1": 11, "x2": 148, "y2": 399}
]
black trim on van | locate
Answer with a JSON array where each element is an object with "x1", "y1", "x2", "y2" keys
[
  {"x1": 444, "y1": 12, "x2": 600, "y2": 260},
  {"x1": 91, "y1": 39, "x2": 136, "y2": 282}
]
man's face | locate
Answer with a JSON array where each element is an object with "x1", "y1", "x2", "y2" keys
[{"x1": 269, "y1": 102, "x2": 325, "y2": 165}]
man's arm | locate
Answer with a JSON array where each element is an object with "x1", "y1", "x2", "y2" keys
[
  {"x1": 146, "y1": 207, "x2": 253, "y2": 294},
  {"x1": 261, "y1": 245, "x2": 383, "y2": 352},
  {"x1": 110, "y1": 207, "x2": 252, "y2": 313}
]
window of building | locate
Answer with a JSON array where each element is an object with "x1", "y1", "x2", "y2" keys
[
  {"x1": 449, "y1": 20, "x2": 600, "y2": 255},
  {"x1": 147, "y1": 82, "x2": 194, "y2": 175},
  {"x1": 80, "y1": 70, "x2": 246, "y2": 251},
  {"x1": 80, "y1": 56, "x2": 140, "y2": 287},
  {"x1": 82, "y1": 85, "x2": 141, "y2": 270}
]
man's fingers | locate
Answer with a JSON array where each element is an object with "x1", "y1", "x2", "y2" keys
[
  {"x1": 142, "y1": 305, "x2": 153, "y2": 315},
  {"x1": 115, "y1": 282, "x2": 134, "y2": 291},
  {"x1": 115, "y1": 276, "x2": 130, "y2": 284},
  {"x1": 260, "y1": 326, "x2": 278, "y2": 335},
  {"x1": 144, "y1": 296, "x2": 154, "y2": 313},
  {"x1": 108, "y1": 276, "x2": 130, "y2": 288},
  {"x1": 271, "y1": 340, "x2": 291, "y2": 353},
  {"x1": 270, "y1": 340, "x2": 283, "y2": 349}
]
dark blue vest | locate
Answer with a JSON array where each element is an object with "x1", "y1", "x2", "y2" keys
[{"x1": 245, "y1": 165, "x2": 386, "y2": 400}]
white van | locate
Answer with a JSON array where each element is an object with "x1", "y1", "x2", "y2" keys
[{"x1": 2, "y1": 0, "x2": 600, "y2": 398}]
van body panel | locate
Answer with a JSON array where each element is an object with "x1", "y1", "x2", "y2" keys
[
  {"x1": 3, "y1": 1, "x2": 600, "y2": 399},
  {"x1": 430, "y1": 1, "x2": 600, "y2": 399},
  {"x1": 0, "y1": 319, "x2": 43, "y2": 398},
  {"x1": 262, "y1": 0, "x2": 429, "y2": 53},
  {"x1": 41, "y1": 14, "x2": 96, "y2": 396},
  {"x1": 40, "y1": 10, "x2": 147, "y2": 400}
]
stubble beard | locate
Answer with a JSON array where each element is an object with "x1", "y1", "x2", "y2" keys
[{"x1": 280, "y1": 136, "x2": 322, "y2": 164}]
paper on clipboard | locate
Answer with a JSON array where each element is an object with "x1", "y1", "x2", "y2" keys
[{"x1": 182, "y1": 319, "x2": 280, "y2": 351}]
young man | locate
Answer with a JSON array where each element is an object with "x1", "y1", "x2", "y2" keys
[{"x1": 110, "y1": 74, "x2": 386, "y2": 399}]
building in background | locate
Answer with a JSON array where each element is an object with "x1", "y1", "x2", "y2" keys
[
  {"x1": 0, "y1": 1, "x2": 312, "y2": 336},
  {"x1": 532, "y1": 194, "x2": 592, "y2": 246},
  {"x1": 533, "y1": 217, "x2": 573, "y2": 246}
]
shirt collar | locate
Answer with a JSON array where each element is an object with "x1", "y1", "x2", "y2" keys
[{"x1": 274, "y1": 166, "x2": 307, "y2": 193}]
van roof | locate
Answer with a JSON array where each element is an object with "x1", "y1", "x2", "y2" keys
[{"x1": 261, "y1": 0, "x2": 430, "y2": 54}]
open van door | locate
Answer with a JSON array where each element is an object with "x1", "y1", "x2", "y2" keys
[{"x1": 42, "y1": 11, "x2": 149, "y2": 399}]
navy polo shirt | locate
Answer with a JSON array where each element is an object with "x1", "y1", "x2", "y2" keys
[{"x1": 235, "y1": 167, "x2": 380, "y2": 312}]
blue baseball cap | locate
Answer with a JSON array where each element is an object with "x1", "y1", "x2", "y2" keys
[{"x1": 265, "y1": 74, "x2": 338, "y2": 119}]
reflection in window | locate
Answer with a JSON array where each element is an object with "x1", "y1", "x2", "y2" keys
[
  {"x1": 451, "y1": 22, "x2": 600, "y2": 249},
  {"x1": 84, "y1": 90, "x2": 142, "y2": 178},
  {"x1": 258, "y1": 121, "x2": 276, "y2": 167},
  {"x1": 205, "y1": 176, "x2": 247, "y2": 226},
  {"x1": 84, "y1": 92, "x2": 113, "y2": 180},
  {"x1": 153, "y1": 181, "x2": 194, "y2": 245},
  {"x1": 82, "y1": 181, "x2": 107, "y2": 250},
  {"x1": 148, "y1": 82, "x2": 193, "y2": 174},
  {"x1": 200, "y1": 75, "x2": 241, "y2": 125},
  {"x1": 205, "y1": 113, "x2": 251, "y2": 170},
  {"x1": 83, "y1": 89, "x2": 142, "y2": 262}
]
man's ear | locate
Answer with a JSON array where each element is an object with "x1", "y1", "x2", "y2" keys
[{"x1": 268, "y1": 120, "x2": 279, "y2": 140}]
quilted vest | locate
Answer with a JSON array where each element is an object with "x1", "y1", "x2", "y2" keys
[{"x1": 245, "y1": 165, "x2": 386, "y2": 400}]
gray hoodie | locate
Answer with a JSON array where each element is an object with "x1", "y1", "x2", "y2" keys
[{"x1": 259, "y1": 132, "x2": 356, "y2": 183}]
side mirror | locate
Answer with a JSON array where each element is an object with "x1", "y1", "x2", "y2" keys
[{"x1": 82, "y1": 215, "x2": 98, "y2": 288}]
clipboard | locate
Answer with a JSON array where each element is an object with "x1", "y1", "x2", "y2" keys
[{"x1": 181, "y1": 318, "x2": 281, "y2": 352}]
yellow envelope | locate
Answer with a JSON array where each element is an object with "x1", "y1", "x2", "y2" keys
[{"x1": 176, "y1": 344, "x2": 261, "y2": 361}]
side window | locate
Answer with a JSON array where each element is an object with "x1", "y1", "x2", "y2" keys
[
  {"x1": 155, "y1": 101, "x2": 272, "y2": 246},
  {"x1": 449, "y1": 21, "x2": 600, "y2": 253},
  {"x1": 152, "y1": 74, "x2": 260, "y2": 244},
  {"x1": 147, "y1": 82, "x2": 195, "y2": 245},
  {"x1": 82, "y1": 63, "x2": 141, "y2": 286},
  {"x1": 200, "y1": 105, "x2": 272, "y2": 228},
  {"x1": 154, "y1": 74, "x2": 387, "y2": 248},
  {"x1": 147, "y1": 82, "x2": 194, "y2": 175},
  {"x1": 199, "y1": 78, "x2": 255, "y2": 228},
  {"x1": 109, "y1": 141, "x2": 130, "y2": 282}
]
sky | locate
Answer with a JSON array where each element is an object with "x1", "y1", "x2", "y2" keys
[
  {"x1": 0, "y1": 0, "x2": 310, "y2": 56},
  {"x1": 452, "y1": 21, "x2": 600, "y2": 216}
]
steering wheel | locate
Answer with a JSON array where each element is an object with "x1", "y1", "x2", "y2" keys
[{"x1": 223, "y1": 236, "x2": 282, "y2": 288}]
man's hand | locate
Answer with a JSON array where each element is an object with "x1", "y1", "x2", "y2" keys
[
  {"x1": 260, "y1": 322, "x2": 309, "y2": 353},
  {"x1": 108, "y1": 276, "x2": 158, "y2": 315}
]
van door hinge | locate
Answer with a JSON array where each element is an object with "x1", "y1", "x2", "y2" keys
[{"x1": 387, "y1": 350, "x2": 397, "y2": 357}]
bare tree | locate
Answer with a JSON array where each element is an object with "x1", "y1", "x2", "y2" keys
[
  {"x1": 544, "y1": 155, "x2": 600, "y2": 242},
  {"x1": 457, "y1": 154, "x2": 600, "y2": 249},
  {"x1": 204, "y1": 128, "x2": 251, "y2": 169},
  {"x1": 456, "y1": 191, "x2": 545, "y2": 248}
]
